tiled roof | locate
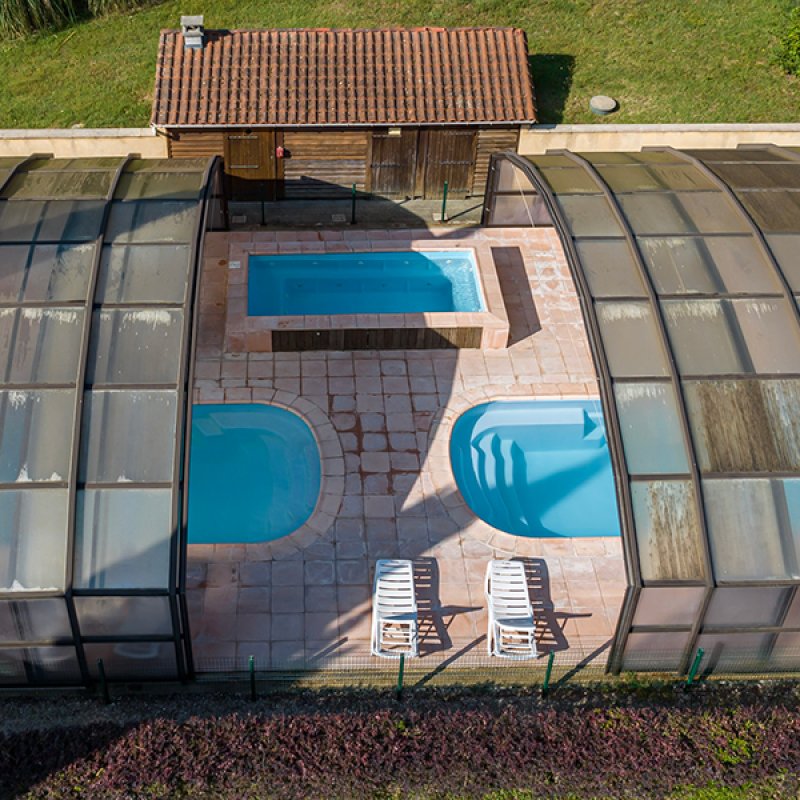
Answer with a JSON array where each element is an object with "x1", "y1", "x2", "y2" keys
[{"x1": 151, "y1": 27, "x2": 537, "y2": 127}]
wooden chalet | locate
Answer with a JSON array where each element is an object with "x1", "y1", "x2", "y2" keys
[{"x1": 151, "y1": 25, "x2": 537, "y2": 200}]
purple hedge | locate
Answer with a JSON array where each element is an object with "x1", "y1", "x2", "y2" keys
[{"x1": 3, "y1": 699, "x2": 800, "y2": 798}]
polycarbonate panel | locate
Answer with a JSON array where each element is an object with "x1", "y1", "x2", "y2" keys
[
  {"x1": 581, "y1": 151, "x2": 682, "y2": 165},
  {"x1": 596, "y1": 164, "x2": 714, "y2": 192},
  {"x1": 766, "y1": 234, "x2": 800, "y2": 291},
  {"x1": 96, "y1": 244, "x2": 190, "y2": 304},
  {"x1": 87, "y1": 309, "x2": 183, "y2": 385},
  {"x1": 126, "y1": 158, "x2": 207, "y2": 172},
  {"x1": 526, "y1": 154, "x2": 575, "y2": 168},
  {"x1": 555, "y1": 195, "x2": 622, "y2": 237},
  {"x1": 79, "y1": 390, "x2": 177, "y2": 483},
  {"x1": 0, "y1": 201, "x2": 44, "y2": 242},
  {"x1": 736, "y1": 190, "x2": 800, "y2": 233},
  {"x1": 575, "y1": 239, "x2": 646, "y2": 297},
  {"x1": 537, "y1": 167, "x2": 600, "y2": 194},
  {"x1": 105, "y1": 200, "x2": 197, "y2": 243},
  {"x1": 0, "y1": 489, "x2": 68, "y2": 591},
  {"x1": 74, "y1": 489, "x2": 172, "y2": 589},
  {"x1": 493, "y1": 159, "x2": 537, "y2": 192},
  {"x1": 631, "y1": 586, "x2": 705, "y2": 627},
  {"x1": 630, "y1": 480, "x2": 706, "y2": 582},
  {"x1": 704, "y1": 587, "x2": 789, "y2": 628},
  {"x1": 732, "y1": 299, "x2": 800, "y2": 373},
  {"x1": 595, "y1": 302, "x2": 669, "y2": 377},
  {"x1": 684, "y1": 380, "x2": 800, "y2": 473},
  {"x1": 1, "y1": 170, "x2": 112, "y2": 200},
  {"x1": 114, "y1": 171, "x2": 204, "y2": 201},
  {"x1": 614, "y1": 383, "x2": 690, "y2": 474},
  {"x1": 24, "y1": 243, "x2": 95, "y2": 302},
  {"x1": 0, "y1": 646, "x2": 81, "y2": 684},
  {"x1": 661, "y1": 300, "x2": 746, "y2": 375},
  {"x1": 488, "y1": 194, "x2": 552, "y2": 226},
  {"x1": 618, "y1": 192, "x2": 749, "y2": 235},
  {"x1": 770, "y1": 632, "x2": 800, "y2": 670},
  {"x1": 0, "y1": 245, "x2": 29, "y2": 300},
  {"x1": 695, "y1": 633, "x2": 773, "y2": 672},
  {"x1": 24, "y1": 157, "x2": 122, "y2": 171},
  {"x1": 0, "y1": 598, "x2": 72, "y2": 642},
  {"x1": 638, "y1": 236, "x2": 780, "y2": 295},
  {"x1": 74, "y1": 595, "x2": 173, "y2": 637},
  {"x1": 703, "y1": 479, "x2": 800, "y2": 582},
  {"x1": 621, "y1": 631, "x2": 692, "y2": 670},
  {"x1": 0, "y1": 389, "x2": 74, "y2": 482},
  {"x1": 37, "y1": 200, "x2": 105, "y2": 241},
  {"x1": 0, "y1": 307, "x2": 84, "y2": 385},
  {"x1": 688, "y1": 148, "x2": 788, "y2": 163},
  {"x1": 84, "y1": 642, "x2": 177, "y2": 679},
  {"x1": 783, "y1": 590, "x2": 800, "y2": 627},
  {"x1": 709, "y1": 162, "x2": 800, "y2": 190}
]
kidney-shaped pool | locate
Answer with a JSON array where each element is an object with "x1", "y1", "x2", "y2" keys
[
  {"x1": 450, "y1": 399, "x2": 621, "y2": 538},
  {"x1": 187, "y1": 404, "x2": 321, "y2": 544}
]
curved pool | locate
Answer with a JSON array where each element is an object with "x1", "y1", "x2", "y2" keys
[
  {"x1": 450, "y1": 400, "x2": 620, "y2": 538},
  {"x1": 187, "y1": 404, "x2": 321, "y2": 544}
]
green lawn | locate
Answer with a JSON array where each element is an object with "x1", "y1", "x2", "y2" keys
[{"x1": 0, "y1": 0, "x2": 798, "y2": 128}]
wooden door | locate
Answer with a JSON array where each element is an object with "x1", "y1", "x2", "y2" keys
[
  {"x1": 223, "y1": 131, "x2": 281, "y2": 200},
  {"x1": 369, "y1": 130, "x2": 418, "y2": 197},
  {"x1": 422, "y1": 129, "x2": 477, "y2": 198}
]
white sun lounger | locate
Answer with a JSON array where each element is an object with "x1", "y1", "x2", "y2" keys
[
  {"x1": 371, "y1": 559, "x2": 418, "y2": 658},
  {"x1": 485, "y1": 559, "x2": 538, "y2": 659}
]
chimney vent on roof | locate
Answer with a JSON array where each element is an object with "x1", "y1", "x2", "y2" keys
[{"x1": 181, "y1": 15, "x2": 204, "y2": 49}]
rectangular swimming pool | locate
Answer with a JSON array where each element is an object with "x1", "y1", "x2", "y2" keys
[{"x1": 248, "y1": 250, "x2": 485, "y2": 316}]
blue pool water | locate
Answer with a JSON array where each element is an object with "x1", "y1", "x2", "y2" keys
[
  {"x1": 450, "y1": 400, "x2": 621, "y2": 538},
  {"x1": 187, "y1": 404, "x2": 321, "y2": 544},
  {"x1": 248, "y1": 250, "x2": 484, "y2": 316}
]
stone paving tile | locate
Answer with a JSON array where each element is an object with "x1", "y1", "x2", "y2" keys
[{"x1": 189, "y1": 227, "x2": 625, "y2": 673}]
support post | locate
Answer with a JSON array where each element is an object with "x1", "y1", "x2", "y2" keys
[
  {"x1": 396, "y1": 653, "x2": 405, "y2": 701},
  {"x1": 542, "y1": 651, "x2": 555, "y2": 696},
  {"x1": 686, "y1": 648, "x2": 704, "y2": 686},
  {"x1": 440, "y1": 180, "x2": 449, "y2": 222},
  {"x1": 351, "y1": 183, "x2": 357, "y2": 225},
  {"x1": 249, "y1": 654, "x2": 256, "y2": 701},
  {"x1": 97, "y1": 658, "x2": 110, "y2": 705}
]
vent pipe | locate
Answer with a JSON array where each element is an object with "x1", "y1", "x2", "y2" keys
[{"x1": 181, "y1": 15, "x2": 204, "y2": 49}]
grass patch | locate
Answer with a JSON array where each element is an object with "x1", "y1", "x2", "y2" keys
[{"x1": 0, "y1": 0, "x2": 798, "y2": 128}]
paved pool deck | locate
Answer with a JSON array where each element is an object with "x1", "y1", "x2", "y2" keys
[{"x1": 188, "y1": 226, "x2": 626, "y2": 672}]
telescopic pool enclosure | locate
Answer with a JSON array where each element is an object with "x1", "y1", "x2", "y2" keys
[
  {"x1": 3, "y1": 145, "x2": 800, "y2": 687},
  {"x1": 484, "y1": 145, "x2": 800, "y2": 675},
  {"x1": 0, "y1": 155, "x2": 225, "y2": 686}
]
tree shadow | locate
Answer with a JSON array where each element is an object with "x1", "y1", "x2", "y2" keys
[{"x1": 530, "y1": 54, "x2": 576, "y2": 124}]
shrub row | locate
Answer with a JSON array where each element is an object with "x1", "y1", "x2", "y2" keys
[
  {"x1": 0, "y1": 0, "x2": 150, "y2": 37},
  {"x1": 3, "y1": 700, "x2": 800, "y2": 799}
]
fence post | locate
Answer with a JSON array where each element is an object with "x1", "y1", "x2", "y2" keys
[
  {"x1": 97, "y1": 658, "x2": 110, "y2": 705},
  {"x1": 249, "y1": 655, "x2": 256, "y2": 701},
  {"x1": 542, "y1": 651, "x2": 555, "y2": 697},
  {"x1": 686, "y1": 648, "x2": 705, "y2": 686},
  {"x1": 351, "y1": 183, "x2": 357, "y2": 225},
  {"x1": 440, "y1": 180, "x2": 449, "y2": 222},
  {"x1": 395, "y1": 653, "x2": 405, "y2": 701}
]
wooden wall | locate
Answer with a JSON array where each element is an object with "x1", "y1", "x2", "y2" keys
[
  {"x1": 472, "y1": 128, "x2": 519, "y2": 195},
  {"x1": 283, "y1": 131, "x2": 369, "y2": 197},
  {"x1": 167, "y1": 130, "x2": 225, "y2": 159}
]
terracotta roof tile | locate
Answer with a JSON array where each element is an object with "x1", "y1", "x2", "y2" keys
[{"x1": 151, "y1": 27, "x2": 537, "y2": 127}]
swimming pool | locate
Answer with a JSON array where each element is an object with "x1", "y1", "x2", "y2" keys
[
  {"x1": 187, "y1": 404, "x2": 321, "y2": 544},
  {"x1": 450, "y1": 400, "x2": 621, "y2": 538},
  {"x1": 248, "y1": 250, "x2": 485, "y2": 316}
]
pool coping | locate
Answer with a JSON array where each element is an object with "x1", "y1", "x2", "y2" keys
[
  {"x1": 225, "y1": 242, "x2": 510, "y2": 351},
  {"x1": 425, "y1": 386, "x2": 619, "y2": 555},
  {"x1": 191, "y1": 392, "x2": 344, "y2": 560}
]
